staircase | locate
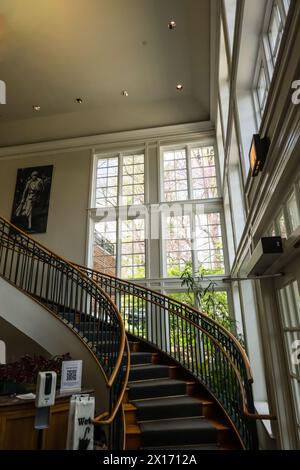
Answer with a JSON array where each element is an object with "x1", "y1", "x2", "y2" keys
[
  {"x1": 123, "y1": 336, "x2": 240, "y2": 450},
  {"x1": 0, "y1": 216, "x2": 268, "y2": 450}
]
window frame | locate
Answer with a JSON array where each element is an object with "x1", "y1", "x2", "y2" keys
[
  {"x1": 94, "y1": 150, "x2": 146, "y2": 209},
  {"x1": 159, "y1": 140, "x2": 221, "y2": 204}
]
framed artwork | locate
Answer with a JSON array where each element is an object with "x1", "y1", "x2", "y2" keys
[{"x1": 11, "y1": 165, "x2": 53, "y2": 234}]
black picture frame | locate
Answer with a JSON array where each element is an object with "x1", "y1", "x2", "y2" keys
[{"x1": 10, "y1": 165, "x2": 53, "y2": 234}]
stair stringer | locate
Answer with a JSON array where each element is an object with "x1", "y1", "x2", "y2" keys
[{"x1": 0, "y1": 277, "x2": 109, "y2": 415}]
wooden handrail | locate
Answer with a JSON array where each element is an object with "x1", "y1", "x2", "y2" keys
[
  {"x1": 0, "y1": 216, "x2": 126, "y2": 387},
  {"x1": 0, "y1": 216, "x2": 130, "y2": 448},
  {"x1": 93, "y1": 336, "x2": 131, "y2": 425},
  {"x1": 76, "y1": 264, "x2": 253, "y2": 382},
  {"x1": 77, "y1": 264, "x2": 277, "y2": 447}
]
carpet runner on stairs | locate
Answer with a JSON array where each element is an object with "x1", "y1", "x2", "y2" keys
[{"x1": 124, "y1": 337, "x2": 236, "y2": 450}]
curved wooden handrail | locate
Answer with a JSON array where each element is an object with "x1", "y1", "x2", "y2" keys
[
  {"x1": 93, "y1": 336, "x2": 131, "y2": 425},
  {"x1": 0, "y1": 216, "x2": 126, "y2": 385},
  {"x1": 77, "y1": 265, "x2": 276, "y2": 448},
  {"x1": 0, "y1": 216, "x2": 130, "y2": 448},
  {"x1": 75, "y1": 264, "x2": 252, "y2": 381}
]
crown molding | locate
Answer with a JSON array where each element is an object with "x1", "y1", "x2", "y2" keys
[{"x1": 0, "y1": 121, "x2": 215, "y2": 159}]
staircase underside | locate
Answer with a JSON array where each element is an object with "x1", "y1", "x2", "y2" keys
[{"x1": 123, "y1": 334, "x2": 242, "y2": 450}]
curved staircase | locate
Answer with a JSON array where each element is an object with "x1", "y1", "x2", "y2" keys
[
  {"x1": 0, "y1": 216, "x2": 273, "y2": 450},
  {"x1": 124, "y1": 336, "x2": 241, "y2": 450}
]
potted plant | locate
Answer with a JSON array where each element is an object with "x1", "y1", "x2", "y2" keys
[{"x1": 0, "y1": 353, "x2": 71, "y2": 396}]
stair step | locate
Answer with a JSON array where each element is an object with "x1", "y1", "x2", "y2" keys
[
  {"x1": 128, "y1": 364, "x2": 171, "y2": 381},
  {"x1": 141, "y1": 443, "x2": 222, "y2": 450},
  {"x1": 134, "y1": 395, "x2": 204, "y2": 421},
  {"x1": 128, "y1": 378, "x2": 188, "y2": 400},
  {"x1": 129, "y1": 352, "x2": 153, "y2": 365},
  {"x1": 140, "y1": 417, "x2": 218, "y2": 447}
]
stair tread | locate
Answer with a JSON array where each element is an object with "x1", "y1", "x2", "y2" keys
[
  {"x1": 130, "y1": 364, "x2": 169, "y2": 370},
  {"x1": 141, "y1": 444, "x2": 221, "y2": 450},
  {"x1": 133, "y1": 395, "x2": 203, "y2": 409},
  {"x1": 128, "y1": 378, "x2": 186, "y2": 387},
  {"x1": 140, "y1": 417, "x2": 215, "y2": 433}
]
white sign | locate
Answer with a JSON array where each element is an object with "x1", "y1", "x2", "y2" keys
[
  {"x1": 60, "y1": 360, "x2": 82, "y2": 393},
  {"x1": 66, "y1": 394, "x2": 95, "y2": 450}
]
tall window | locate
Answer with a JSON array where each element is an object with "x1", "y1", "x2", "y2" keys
[
  {"x1": 163, "y1": 149, "x2": 188, "y2": 202},
  {"x1": 96, "y1": 153, "x2": 144, "y2": 207},
  {"x1": 93, "y1": 153, "x2": 145, "y2": 280},
  {"x1": 191, "y1": 146, "x2": 218, "y2": 199},
  {"x1": 122, "y1": 155, "x2": 144, "y2": 206},
  {"x1": 165, "y1": 215, "x2": 192, "y2": 277},
  {"x1": 121, "y1": 219, "x2": 145, "y2": 279},
  {"x1": 96, "y1": 157, "x2": 119, "y2": 207},
  {"x1": 194, "y1": 212, "x2": 224, "y2": 273},
  {"x1": 256, "y1": 62, "x2": 269, "y2": 118},
  {"x1": 253, "y1": 0, "x2": 289, "y2": 127},
  {"x1": 162, "y1": 145, "x2": 218, "y2": 202},
  {"x1": 278, "y1": 281, "x2": 300, "y2": 442},
  {"x1": 267, "y1": 180, "x2": 300, "y2": 238},
  {"x1": 164, "y1": 210, "x2": 225, "y2": 277},
  {"x1": 93, "y1": 221, "x2": 117, "y2": 276},
  {"x1": 91, "y1": 141, "x2": 225, "y2": 281},
  {"x1": 268, "y1": 2, "x2": 284, "y2": 64}
]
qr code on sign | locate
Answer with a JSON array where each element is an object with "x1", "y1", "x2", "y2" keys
[{"x1": 66, "y1": 368, "x2": 77, "y2": 382}]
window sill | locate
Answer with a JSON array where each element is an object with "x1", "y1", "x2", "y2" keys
[{"x1": 255, "y1": 401, "x2": 275, "y2": 439}]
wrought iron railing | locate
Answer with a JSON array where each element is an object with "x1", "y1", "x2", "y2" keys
[
  {"x1": 77, "y1": 266, "x2": 268, "y2": 450},
  {"x1": 0, "y1": 216, "x2": 128, "y2": 450}
]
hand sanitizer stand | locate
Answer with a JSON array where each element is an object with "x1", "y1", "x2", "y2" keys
[{"x1": 34, "y1": 371, "x2": 57, "y2": 450}]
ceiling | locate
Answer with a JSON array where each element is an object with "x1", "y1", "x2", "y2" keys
[{"x1": 0, "y1": 0, "x2": 212, "y2": 146}]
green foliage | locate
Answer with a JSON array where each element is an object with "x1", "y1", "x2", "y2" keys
[{"x1": 180, "y1": 262, "x2": 244, "y2": 347}]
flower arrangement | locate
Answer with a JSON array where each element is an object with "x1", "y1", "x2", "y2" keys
[{"x1": 0, "y1": 353, "x2": 71, "y2": 395}]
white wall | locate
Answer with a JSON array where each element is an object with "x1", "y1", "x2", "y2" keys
[
  {"x1": 0, "y1": 277, "x2": 108, "y2": 414},
  {"x1": 0, "y1": 317, "x2": 50, "y2": 362},
  {"x1": 0, "y1": 148, "x2": 91, "y2": 264}
]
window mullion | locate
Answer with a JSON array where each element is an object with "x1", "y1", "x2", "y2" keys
[
  {"x1": 186, "y1": 145, "x2": 193, "y2": 200},
  {"x1": 191, "y1": 208, "x2": 198, "y2": 274},
  {"x1": 116, "y1": 153, "x2": 123, "y2": 276}
]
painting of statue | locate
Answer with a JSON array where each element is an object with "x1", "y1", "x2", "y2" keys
[{"x1": 11, "y1": 165, "x2": 53, "y2": 234}]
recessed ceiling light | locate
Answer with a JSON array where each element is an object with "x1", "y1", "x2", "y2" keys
[
  {"x1": 32, "y1": 105, "x2": 41, "y2": 111},
  {"x1": 122, "y1": 90, "x2": 129, "y2": 97},
  {"x1": 75, "y1": 98, "x2": 83, "y2": 104},
  {"x1": 176, "y1": 84, "x2": 184, "y2": 91},
  {"x1": 168, "y1": 20, "x2": 176, "y2": 30}
]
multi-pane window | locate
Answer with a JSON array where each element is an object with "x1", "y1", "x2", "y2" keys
[
  {"x1": 92, "y1": 141, "x2": 225, "y2": 281},
  {"x1": 164, "y1": 211, "x2": 225, "y2": 278},
  {"x1": 287, "y1": 191, "x2": 300, "y2": 233},
  {"x1": 191, "y1": 146, "x2": 218, "y2": 199},
  {"x1": 93, "y1": 221, "x2": 117, "y2": 275},
  {"x1": 121, "y1": 219, "x2": 145, "y2": 279},
  {"x1": 163, "y1": 149, "x2": 188, "y2": 202},
  {"x1": 268, "y1": 2, "x2": 284, "y2": 64},
  {"x1": 122, "y1": 155, "x2": 144, "y2": 205},
  {"x1": 165, "y1": 215, "x2": 192, "y2": 277},
  {"x1": 278, "y1": 281, "x2": 300, "y2": 439},
  {"x1": 256, "y1": 63, "x2": 269, "y2": 116},
  {"x1": 162, "y1": 145, "x2": 218, "y2": 202},
  {"x1": 96, "y1": 153, "x2": 144, "y2": 208},
  {"x1": 267, "y1": 183, "x2": 300, "y2": 238},
  {"x1": 253, "y1": 1, "x2": 288, "y2": 127},
  {"x1": 276, "y1": 210, "x2": 287, "y2": 238},
  {"x1": 195, "y1": 213, "x2": 224, "y2": 274},
  {"x1": 96, "y1": 157, "x2": 119, "y2": 207}
]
